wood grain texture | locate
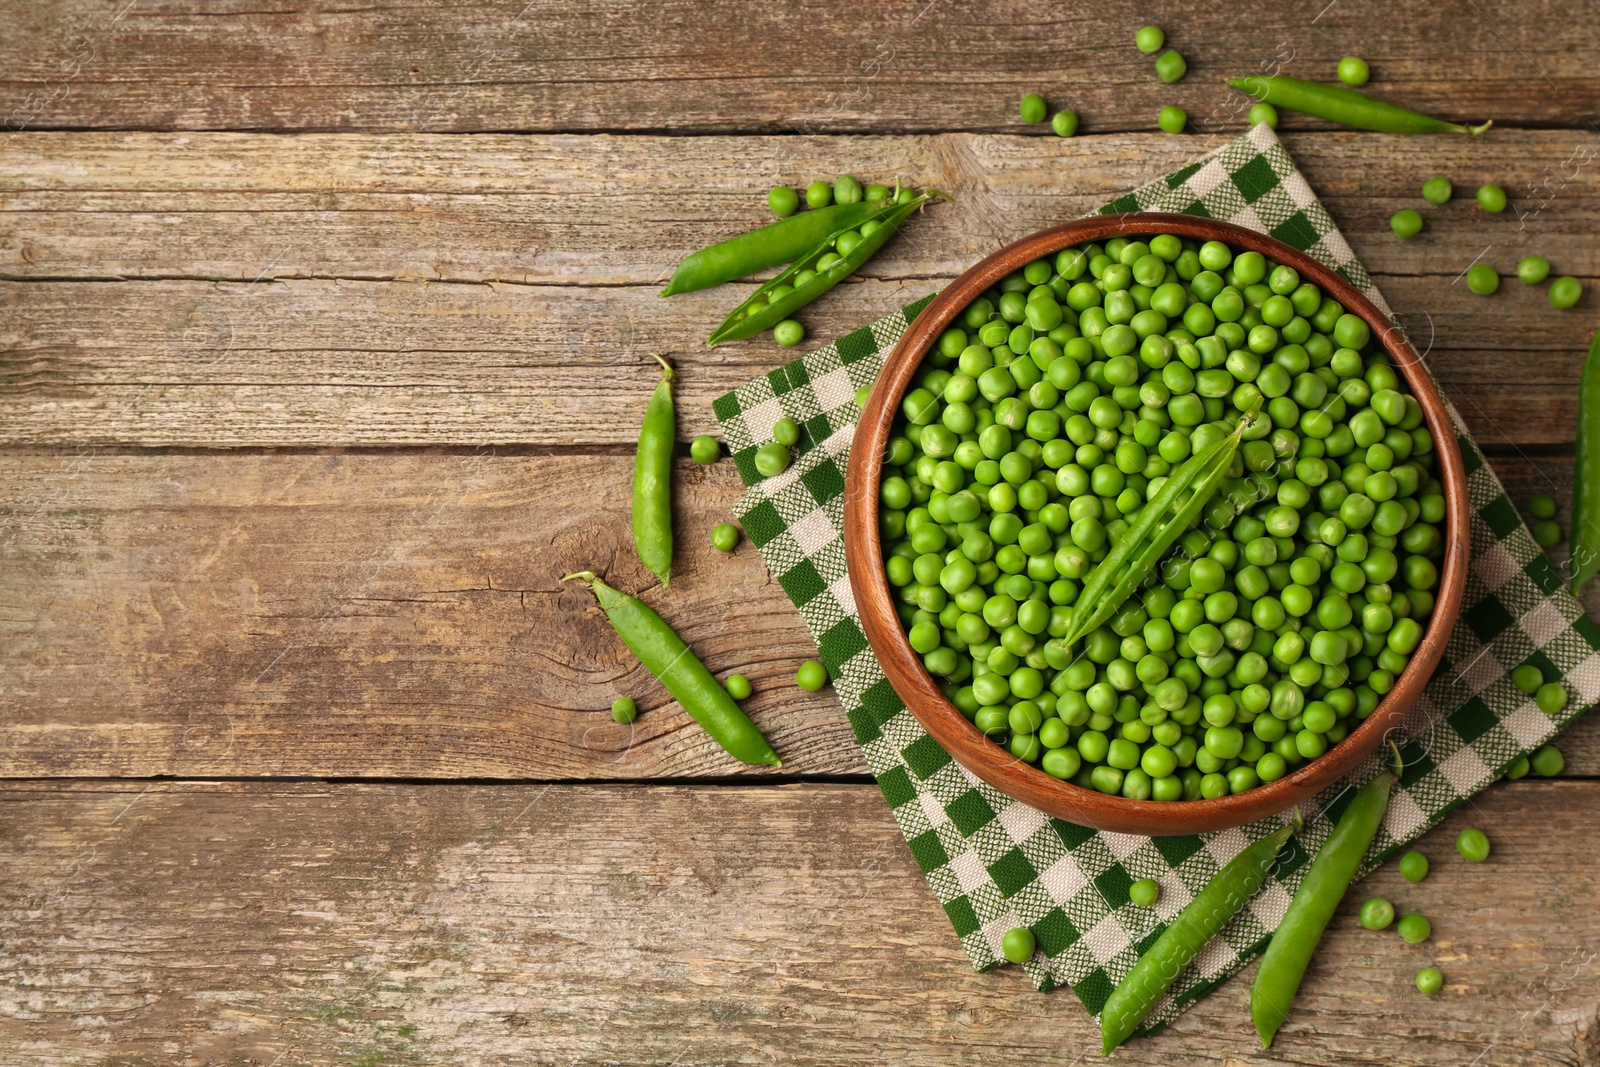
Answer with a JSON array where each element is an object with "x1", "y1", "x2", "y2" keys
[
  {"x1": 2, "y1": 779, "x2": 1599, "y2": 1066},
  {"x1": 2, "y1": 446, "x2": 1595, "y2": 780},
  {"x1": 2, "y1": 130, "x2": 1596, "y2": 447},
  {"x1": 0, "y1": 0, "x2": 1594, "y2": 134}
]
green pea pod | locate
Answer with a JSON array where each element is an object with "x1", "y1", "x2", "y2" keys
[
  {"x1": 1251, "y1": 746, "x2": 1401, "y2": 1048},
  {"x1": 562, "y1": 572, "x2": 781, "y2": 767},
  {"x1": 1571, "y1": 329, "x2": 1600, "y2": 595},
  {"x1": 707, "y1": 192, "x2": 937, "y2": 346},
  {"x1": 1227, "y1": 76, "x2": 1491, "y2": 136},
  {"x1": 1066, "y1": 406, "x2": 1259, "y2": 647},
  {"x1": 1101, "y1": 817, "x2": 1298, "y2": 1054},
  {"x1": 632, "y1": 354, "x2": 675, "y2": 586},
  {"x1": 661, "y1": 203, "x2": 885, "y2": 296}
]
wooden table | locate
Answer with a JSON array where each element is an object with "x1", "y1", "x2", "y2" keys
[{"x1": 3, "y1": 2, "x2": 1598, "y2": 1063}]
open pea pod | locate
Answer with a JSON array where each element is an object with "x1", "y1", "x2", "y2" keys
[
  {"x1": 1065, "y1": 405, "x2": 1259, "y2": 647},
  {"x1": 661, "y1": 202, "x2": 884, "y2": 297},
  {"x1": 706, "y1": 192, "x2": 938, "y2": 346}
]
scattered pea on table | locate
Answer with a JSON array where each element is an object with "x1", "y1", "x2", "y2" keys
[
  {"x1": 1476, "y1": 183, "x2": 1508, "y2": 213},
  {"x1": 1248, "y1": 102, "x2": 1279, "y2": 128},
  {"x1": 864, "y1": 183, "x2": 892, "y2": 204},
  {"x1": 1535, "y1": 681, "x2": 1568, "y2": 714},
  {"x1": 805, "y1": 180, "x2": 833, "y2": 209},
  {"x1": 1531, "y1": 744, "x2": 1565, "y2": 776},
  {"x1": 1359, "y1": 897, "x2": 1395, "y2": 930},
  {"x1": 1550, "y1": 275, "x2": 1584, "y2": 308},
  {"x1": 711, "y1": 522, "x2": 741, "y2": 552},
  {"x1": 1517, "y1": 256, "x2": 1552, "y2": 285},
  {"x1": 1158, "y1": 105, "x2": 1187, "y2": 133},
  {"x1": 1466, "y1": 263, "x2": 1499, "y2": 295},
  {"x1": 1001, "y1": 926, "x2": 1037, "y2": 963},
  {"x1": 1337, "y1": 55, "x2": 1370, "y2": 86},
  {"x1": 767, "y1": 186, "x2": 799, "y2": 218},
  {"x1": 690, "y1": 434, "x2": 721, "y2": 465},
  {"x1": 611, "y1": 696, "x2": 638, "y2": 724},
  {"x1": 1456, "y1": 827, "x2": 1491, "y2": 862},
  {"x1": 1527, "y1": 492, "x2": 1557, "y2": 519},
  {"x1": 1504, "y1": 753, "x2": 1530, "y2": 779},
  {"x1": 1421, "y1": 176, "x2": 1453, "y2": 204},
  {"x1": 755, "y1": 441, "x2": 791, "y2": 477},
  {"x1": 1398, "y1": 850, "x2": 1429, "y2": 883},
  {"x1": 1155, "y1": 50, "x2": 1187, "y2": 83},
  {"x1": 1019, "y1": 93, "x2": 1048, "y2": 124},
  {"x1": 1135, "y1": 24, "x2": 1165, "y2": 53},
  {"x1": 1390, "y1": 209, "x2": 1423, "y2": 239},
  {"x1": 833, "y1": 174, "x2": 864, "y2": 204},
  {"x1": 723, "y1": 673, "x2": 753, "y2": 701},
  {"x1": 796, "y1": 660, "x2": 829, "y2": 691},
  {"x1": 1510, "y1": 663, "x2": 1545, "y2": 693},
  {"x1": 1051, "y1": 110, "x2": 1079, "y2": 137},
  {"x1": 1397, "y1": 913, "x2": 1432, "y2": 944},
  {"x1": 773, "y1": 417, "x2": 801, "y2": 447},
  {"x1": 1414, "y1": 966, "x2": 1444, "y2": 995},
  {"x1": 1532, "y1": 520, "x2": 1562, "y2": 547},
  {"x1": 1129, "y1": 878, "x2": 1161, "y2": 907}
]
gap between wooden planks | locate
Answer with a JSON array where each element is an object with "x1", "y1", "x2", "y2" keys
[
  {"x1": 1, "y1": 446, "x2": 1595, "y2": 781},
  {"x1": 0, "y1": 779, "x2": 1597, "y2": 1067}
]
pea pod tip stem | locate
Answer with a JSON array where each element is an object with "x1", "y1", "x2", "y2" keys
[{"x1": 560, "y1": 570, "x2": 596, "y2": 584}]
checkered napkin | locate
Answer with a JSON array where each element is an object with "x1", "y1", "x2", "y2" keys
[{"x1": 711, "y1": 124, "x2": 1600, "y2": 1029}]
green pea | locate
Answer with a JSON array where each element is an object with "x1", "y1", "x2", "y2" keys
[
  {"x1": 1337, "y1": 55, "x2": 1369, "y2": 86},
  {"x1": 1396, "y1": 912, "x2": 1432, "y2": 944},
  {"x1": 1135, "y1": 24, "x2": 1164, "y2": 52},
  {"x1": 755, "y1": 442, "x2": 791, "y2": 477},
  {"x1": 1397, "y1": 850, "x2": 1428, "y2": 882},
  {"x1": 1476, "y1": 183, "x2": 1508, "y2": 213},
  {"x1": 1129, "y1": 877, "x2": 1161, "y2": 906},
  {"x1": 1002, "y1": 925, "x2": 1037, "y2": 962},
  {"x1": 1535, "y1": 682, "x2": 1568, "y2": 714},
  {"x1": 1466, "y1": 263, "x2": 1499, "y2": 295},
  {"x1": 611, "y1": 696, "x2": 638, "y2": 723},
  {"x1": 1389, "y1": 209, "x2": 1423, "y2": 239},
  {"x1": 1455, "y1": 828, "x2": 1490, "y2": 862},
  {"x1": 795, "y1": 660, "x2": 828, "y2": 691},
  {"x1": 1158, "y1": 106, "x2": 1187, "y2": 133},
  {"x1": 711, "y1": 522, "x2": 740, "y2": 552},
  {"x1": 1248, "y1": 102, "x2": 1278, "y2": 128},
  {"x1": 1019, "y1": 93, "x2": 1048, "y2": 124},
  {"x1": 1550, "y1": 275, "x2": 1583, "y2": 308},
  {"x1": 1516, "y1": 256, "x2": 1551, "y2": 284},
  {"x1": 1530, "y1": 744, "x2": 1564, "y2": 777},
  {"x1": 1415, "y1": 967, "x2": 1443, "y2": 995},
  {"x1": 1421, "y1": 177, "x2": 1452, "y2": 204},
  {"x1": 1052, "y1": 110, "x2": 1080, "y2": 137},
  {"x1": 1358, "y1": 897, "x2": 1394, "y2": 930},
  {"x1": 805, "y1": 180, "x2": 833, "y2": 208},
  {"x1": 691, "y1": 434, "x2": 721, "y2": 465},
  {"x1": 1155, "y1": 50, "x2": 1187, "y2": 83}
]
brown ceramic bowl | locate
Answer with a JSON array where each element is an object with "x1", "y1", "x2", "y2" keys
[{"x1": 844, "y1": 213, "x2": 1469, "y2": 835}]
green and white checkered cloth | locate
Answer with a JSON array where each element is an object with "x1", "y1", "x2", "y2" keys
[{"x1": 712, "y1": 125, "x2": 1600, "y2": 1029}]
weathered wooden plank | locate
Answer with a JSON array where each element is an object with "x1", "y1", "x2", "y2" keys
[
  {"x1": 2, "y1": 447, "x2": 1595, "y2": 780},
  {"x1": 0, "y1": 0, "x2": 1594, "y2": 134},
  {"x1": 0, "y1": 449, "x2": 865, "y2": 779},
  {"x1": 2, "y1": 131, "x2": 1595, "y2": 447},
  {"x1": 2, "y1": 779, "x2": 1598, "y2": 1065}
]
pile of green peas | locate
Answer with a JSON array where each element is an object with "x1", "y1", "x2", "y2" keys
[{"x1": 878, "y1": 232, "x2": 1447, "y2": 801}]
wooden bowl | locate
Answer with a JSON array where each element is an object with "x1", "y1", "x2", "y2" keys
[{"x1": 844, "y1": 213, "x2": 1469, "y2": 835}]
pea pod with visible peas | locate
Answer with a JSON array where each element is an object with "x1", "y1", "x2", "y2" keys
[
  {"x1": 1101, "y1": 814, "x2": 1299, "y2": 1054},
  {"x1": 1065, "y1": 403, "x2": 1259, "y2": 648},
  {"x1": 562, "y1": 571, "x2": 781, "y2": 766},
  {"x1": 1251, "y1": 743, "x2": 1402, "y2": 1048},
  {"x1": 660, "y1": 202, "x2": 885, "y2": 296},
  {"x1": 632, "y1": 354, "x2": 675, "y2": 586},
  {"x1": 1228, "y1": 75, "x2": 1491, "y2": 135},
  {"x1": 1572, "y1": 329, "x2": 1600, "y2": 595},
  {"x1": 707, "y1": 191, "x2": 941, "y2": 346}
]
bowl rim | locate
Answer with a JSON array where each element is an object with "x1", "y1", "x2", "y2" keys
[{"x1": 842, "y1": 212, "x2": 1471, "y2": 835}]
